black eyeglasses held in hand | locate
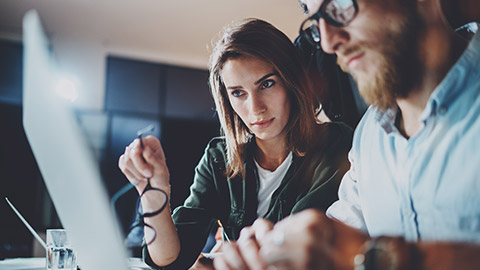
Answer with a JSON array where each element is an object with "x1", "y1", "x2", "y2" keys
[
  {"x1": 299, "y1": 0, "x2": 359, "y2": 46},
  {"x1": 111, "y1": 124, "x2": 168, "y2": 248}
]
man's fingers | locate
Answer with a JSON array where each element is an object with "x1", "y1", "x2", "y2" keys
[
  {"x1": 237, "y1": 227, "x2": 266, "y2": 270},
  {"x1": 259, "y1": 237, "x2": 292, "y2": 266},
  {"x1": 213, "y1": 254, "x2": 234, "y2": 270},
  {"x1": 258, "y1": 210, "x2": 335, "y2": 270},
  {"x1": 238, "y1": 239, "x2": 266, "y2": 270},
  {"x1": 220, "y1": 243, "x2": 249, "y2": 270},
  {"x1": 251, "y1": 219, "x2": 274, "y2": 243}
]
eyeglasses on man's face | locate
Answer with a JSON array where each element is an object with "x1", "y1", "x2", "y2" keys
[{"x1": 299, "y1": 0, "x2": 359, "y2": 46}]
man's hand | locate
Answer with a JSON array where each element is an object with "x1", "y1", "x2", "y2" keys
[{"x1": 257, "y1": 209, "x2": 369, "y2": 270}]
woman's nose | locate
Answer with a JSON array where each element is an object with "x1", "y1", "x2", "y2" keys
[{"x1": 250, "y1": 95, "x2": 266, "y2": 115}]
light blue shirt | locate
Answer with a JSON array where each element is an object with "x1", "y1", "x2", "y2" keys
[{"x1": 327, "y1": 31, "x2": 480, "y2": 243}]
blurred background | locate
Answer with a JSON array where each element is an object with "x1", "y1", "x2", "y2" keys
[{"x1": 0, "y1": 0, "x2": 305, "y2": 259}]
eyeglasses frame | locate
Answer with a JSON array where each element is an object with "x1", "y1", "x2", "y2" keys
[
  {"x1": 299, "y1": 0, "x2": 359, "y2": 45},
  {"x1": 111, "y1": 124, "x2": 168, "y2": 247}
]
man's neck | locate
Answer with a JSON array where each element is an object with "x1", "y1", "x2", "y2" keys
[
  {"x1": 396, "y1": 92, "x2": 430, "y2": 139},
  {"x1": 395, "y1": 18, "x2": 469, "y2": 139},
  {"x1": 396, "y1": 65, "x2": 450, "y2": 138}
]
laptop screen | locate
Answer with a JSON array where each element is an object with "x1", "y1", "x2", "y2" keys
[{"x1": 22, "y1": 10, "x2": 130, "y2": 270}]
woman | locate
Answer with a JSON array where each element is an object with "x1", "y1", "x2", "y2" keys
[{"x1": 118, "y1": 18, "x2": 352, "y2": 270}]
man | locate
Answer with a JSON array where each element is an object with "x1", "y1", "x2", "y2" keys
[{"x1": 213, "y1": 0, "x2": 480, "y2": 269}]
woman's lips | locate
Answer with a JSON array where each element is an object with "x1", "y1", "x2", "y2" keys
[{"x1": 251, "y1": 118, "x2": 274, "y2": 129}]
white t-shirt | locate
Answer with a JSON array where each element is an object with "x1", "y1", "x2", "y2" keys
[{"x1": 254, "y1": 152, "x2": 293, "y2": 217}]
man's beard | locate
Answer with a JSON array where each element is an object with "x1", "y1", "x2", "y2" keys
[{"x1": 338, "y1": 12, "x2": 422, "y2": 112}]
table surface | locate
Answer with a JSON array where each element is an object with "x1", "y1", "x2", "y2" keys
[{"x1": 0, "y1": 257, "x2": 150, "y2": 270}]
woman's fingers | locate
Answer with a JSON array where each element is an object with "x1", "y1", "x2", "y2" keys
[
  {"x1": 119, "y1": 145, "x2": 146, "y2": 184},
  {"x1": 129, "y1": 139, "x2": 153, "y2": 178},
  {"x1": 118, "y1": 136, "x2": 170, "y2": 189},
  {"x1": 143, "y1": 135, "x2": 167, "y2": 160},
  {"x1": 138, "y1": 136, "x2": 170, "y2": 189}
]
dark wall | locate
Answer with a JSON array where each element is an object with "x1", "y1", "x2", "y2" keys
[
  {"x1": 0, "y1": 103, "x2": 46, "y2": 258},
  {"x1": 0, "y1": 40, "x2": 220, "y2": 258},
  {"x1": 0, "y1": 40, "x2": 32, "y2": 258},
  {"x1": 0, "y1": 41, "x2": 23, "y2": 104},
  {"x1": 0, "y1": 40, "x2": 62, "y2": 259},
  {"x1": 103, "y1": 56, "x2": 220, "y2": 239}
]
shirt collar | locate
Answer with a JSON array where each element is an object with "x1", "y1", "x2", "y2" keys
[
  {"x1": 374, "y1": 29, "x2": 480, "y2": 131},
  {"x1": 375, "y1": 107, "x2": 399, "y2": 134},
  {"x1": 420, "y1": 30, "x2": 480, "y2": 122}
]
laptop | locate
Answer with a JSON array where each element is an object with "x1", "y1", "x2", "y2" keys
[{"x1": 22, "y1": 10, "x2": 138, "y2": 270}]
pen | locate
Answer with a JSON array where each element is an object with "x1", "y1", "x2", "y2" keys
[
  {"x1": 137, "y1": 124, "x2": 155, "y2": 149},
  {"x1": 217, "y1": 220, "x2": 230, "y2": 242},
  {"x1": 5, "y1": 197, "x2": 47, "y2": 249},
  {"x1": 111, "y1": 124, "x2": 155, "y2": 209}
]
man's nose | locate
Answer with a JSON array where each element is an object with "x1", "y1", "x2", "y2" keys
[{"x1": 319, "y1": 18, "x2": 349, "y2": 54}]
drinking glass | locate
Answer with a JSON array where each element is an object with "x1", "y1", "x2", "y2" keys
[{"x1": 46, "y1": 229, "x2": 76, "y2": 270}]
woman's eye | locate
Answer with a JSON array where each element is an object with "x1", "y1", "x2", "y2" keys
[
  {"x1": 231, "y1": 90, "x2": 244, "y2": 97},
  {"x1": 261, "y1": 80, "x2": 275, "y2": 89}
]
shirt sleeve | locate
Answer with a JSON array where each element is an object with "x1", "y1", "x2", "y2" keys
[
  {"x1": 326, "y1": 146, "x2": 368, "y2": 232},
  {"x1": 290, "y1": 123, "x2": 352, "y2": 214}
]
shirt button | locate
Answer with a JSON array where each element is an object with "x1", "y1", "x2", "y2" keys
[
  {"x1": 402, "y1": 210, "x2": 412, "y2": 217},
  {"x1": 438, "y1": 107, "x2": 447, "y2": 115}
]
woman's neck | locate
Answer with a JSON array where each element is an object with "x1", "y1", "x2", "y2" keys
[{"x1": 254, "y1": 136, "x2": 289, "y2": 172}]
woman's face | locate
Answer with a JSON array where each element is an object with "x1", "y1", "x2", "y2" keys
[{"x1": 221, "y1": 56, "x2": 291, "y2": 143}]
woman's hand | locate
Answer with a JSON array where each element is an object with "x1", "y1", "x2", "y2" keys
[
  {"x1": 213, "y1": 219, "x2": 273, "y2": 270},
  {"x1": 119, "y1": 135, "x2": 180, "y2": 266},
  {"x1": 118, "y1": 135, "x2": 170, "y2": 193}
]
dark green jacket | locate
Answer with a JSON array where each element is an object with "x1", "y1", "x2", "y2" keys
[{"x1": 144, "y1": 122, "x2": 352, "y2": 269}]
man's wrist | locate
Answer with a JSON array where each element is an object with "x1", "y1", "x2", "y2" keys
[{"x1": 353, "y1": 236, "x2": 419, "y2": 270}]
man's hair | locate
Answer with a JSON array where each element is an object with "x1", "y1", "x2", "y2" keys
[
  {"x1": 209, "y1": 18, "x2": 318, "y2": 178},
  {"x1": 297, "y1": 0, "x2": 309, "y2": 14}
]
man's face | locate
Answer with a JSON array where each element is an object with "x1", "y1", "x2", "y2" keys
[{"x1": 303, "y1": 0, "x2": 421, "y2": 111}]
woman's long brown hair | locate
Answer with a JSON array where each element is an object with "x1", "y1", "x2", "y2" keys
[{"x1": 209, "y1": 18, "x2": 318, "y2": 178}]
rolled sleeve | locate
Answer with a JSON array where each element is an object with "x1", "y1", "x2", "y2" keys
[{"x1": 326, "y1": 149, "x2": 367, "y2": 232}]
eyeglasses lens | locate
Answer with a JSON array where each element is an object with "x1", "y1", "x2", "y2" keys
[
  {"x1": 323, "y1": 0, "x2": 356, "y2": 26},
  {"x1": 143, "y1": 224, "x2": 156, "y2": 245},
  {"x1": 139, "y1": 189, "x2": 168, "y2": 216},
  {"x1": 301, "y1": 21, "x2": 321, "y2": 44},
  {"x1": 301, "y1": 0, "x2": 357, "y2": 45},
  {"x1": 126, "y1": 224, "x2": 157, "y2": 247},
  {"x1": 124, "y1": 189, "x2": 167, "y2": 248}
]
